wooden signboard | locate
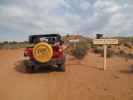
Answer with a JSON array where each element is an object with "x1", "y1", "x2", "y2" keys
[
  {"x1": 93, "y1": 39, "x2": 118, "y2": 70},
  {"x1": 93, "y1": 39, "x2": 118, "y2": 45}
]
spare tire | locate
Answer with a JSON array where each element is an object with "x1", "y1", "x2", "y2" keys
[{"x1": 33, "y1": 42, "x2": 53, "y2": 63}]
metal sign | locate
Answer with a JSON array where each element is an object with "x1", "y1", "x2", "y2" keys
[
  {"x1": 93, "y1": 38, "x2": 118, "y2": 70},
  {"x1": 93, "y1": 39, "x2": 118, "y2": 45}
]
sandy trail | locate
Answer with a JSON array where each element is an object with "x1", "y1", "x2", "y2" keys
[{"x1": 0, "y1": 49, "x2": 133, "y2": 100}]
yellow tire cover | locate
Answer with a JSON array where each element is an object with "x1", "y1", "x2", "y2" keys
[{"x1": 33, "y1": 42, "x2": 53, "y2": 63}]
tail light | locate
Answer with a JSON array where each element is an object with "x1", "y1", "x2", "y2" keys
[
  {"x1": 52, "y1": 46, "x2": 63, "y2": 58},
  {"x1": 24, "y1": 48, "x2": 32, "y2": 57}
]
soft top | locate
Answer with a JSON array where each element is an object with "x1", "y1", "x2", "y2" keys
[{"x1": 29, "y1": 34, "x2": 61, "y2": 44}]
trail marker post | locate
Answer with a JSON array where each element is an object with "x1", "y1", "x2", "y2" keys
[{"x1": 93, "y1": 39, "x2": 118, "y2": 70}]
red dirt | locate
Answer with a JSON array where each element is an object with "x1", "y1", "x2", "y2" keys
[{"x1": 0, "y1": 49, "x2": 133, "y2": 100}]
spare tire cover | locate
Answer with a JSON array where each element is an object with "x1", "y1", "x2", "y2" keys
[{"x1": 33, "y1": 42, "x2": 53, "y2": 63}]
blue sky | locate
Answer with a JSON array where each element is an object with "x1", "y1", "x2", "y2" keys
[{"x1": 0, "y1": 0, "x2": 133, "y2": 41}]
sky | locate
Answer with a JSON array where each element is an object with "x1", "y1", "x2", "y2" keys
[{"x1": 0, "y1": 0, "x2": 133, "y2": 41}]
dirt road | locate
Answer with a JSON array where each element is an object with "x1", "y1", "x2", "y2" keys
[{"x1": 0, "y1": 49, "x2": 133, "y2": 100}]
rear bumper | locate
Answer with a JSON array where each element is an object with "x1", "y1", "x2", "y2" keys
[{"x1": 30, "y1": 57, "x2": 65, "y2": 66}]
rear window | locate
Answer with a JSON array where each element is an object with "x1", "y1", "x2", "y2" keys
[{"x1": 29, "y1": 34, "x2": 61, "y2": 44}]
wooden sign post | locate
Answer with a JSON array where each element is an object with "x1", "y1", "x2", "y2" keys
[
  {"x1": 93, "y1": 39, "x2": 118, "y2": 70},
  {"x1": 103, "y1": 45, "x2": 107, "y2": 70}
]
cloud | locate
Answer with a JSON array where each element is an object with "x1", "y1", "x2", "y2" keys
[{"x1": 0, "y1": 0, "x2": 133, "y2": 41}]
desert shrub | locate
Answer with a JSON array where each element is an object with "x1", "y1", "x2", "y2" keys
[
  {"x1": 0, "y1": 42, "x2": 32, "y2": 49},
  {"x1": 117, "y1": 50, "x2": 125, "y2": 57},
  {"x1": 93, "y1": 47, "x2": 103, "y2": 54},
  {"x1": 72, "y1": 46, "x2": 87, "y2": 59},
  {"x1": 93, "y1": 47, "x2": 113, "y2": 58},
  {"x1": 71, "y1": 41, "x2": 88, "y2": 59},
  {"x1": 124, "y1": 42, "x2": 132, "y2": 48},
  {"x1": 119, "y1": 50, "x2": 125, "y2": 54},
  {"x1": 117, "y1": 50, "x2": 133, "y2": 59},
  {"x1": 77, "y1": 40, "x2": 89, "y2": 50},
  {"x1": 0, "y1": 44, "x2": 3, "y2": 49},
  {"x1": 126, "y1": 53, "x2": 133, "y2": 59},
  {"x1": 101, "y1": 49, "x2": 113, "y2": 58}
]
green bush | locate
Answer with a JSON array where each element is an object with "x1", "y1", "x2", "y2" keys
[
  {"x1": 0, "y1": 42, "x2": 33, "y2": 49},
  {"x1": 124, "y1": 43, "x2": 132, "y2": 48},
  {"x1": 101, "y1": 49, "x2": 113, "y2": 58},
  {"x1": 93, "y1": 47, "x2": 113, "y2": 58},
  {"x1": 93, "y1": 47, "x2": 103, "y2": 54},
  {"x1": 72, "y1": 47, "x2": 87, "y2": 59},
  {"x1": 72, "y1": 41, "x2": 88, "y2": 59},
  {"x1": 119, "y1": 50, "x2": 125, "y2": 55}
]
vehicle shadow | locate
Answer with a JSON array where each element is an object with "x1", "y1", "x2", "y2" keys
[
  {"x1": 14, "y1": 60, "x2": 60, "y2": 74},
  {"x1": 36, "y1": 66, "x2": 58, "y2": 73}
]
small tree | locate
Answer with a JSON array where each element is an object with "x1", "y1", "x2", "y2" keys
[{"x1": 72, "y1": 41, "x2": 88, "y2": 59}]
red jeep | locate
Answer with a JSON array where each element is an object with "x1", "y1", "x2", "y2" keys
[{"x1": 24, "y1": 34, "x2": 65, "y2": 72}]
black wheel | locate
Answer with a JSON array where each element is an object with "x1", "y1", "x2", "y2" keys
[
  {"x1": 57, "y1": 64, "x2": 65, "y2": 72},
  {"x1": 25, "y1": 65, "x2": 35, "y2": 73}
]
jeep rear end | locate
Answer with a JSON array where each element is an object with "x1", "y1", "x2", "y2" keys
[{"x1": 24, "y1": 34, "x2": 65, "y2": 72}]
